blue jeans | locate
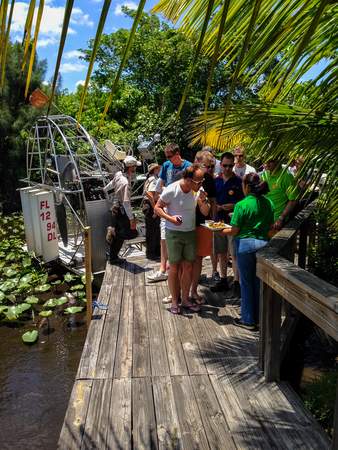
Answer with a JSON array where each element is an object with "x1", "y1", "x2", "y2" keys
[{"x1": 235, "y1": 238, "x2": 268, "y2": 325}]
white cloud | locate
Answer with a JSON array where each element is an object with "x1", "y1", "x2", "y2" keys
[
  {"x1": 75, "y1": 80, "x2": 85, "y2": 88},
  {"x1": 42, "y1": 80, "x2": 49, "y2": 85},
  {"x1": 64, "y1": 50, "x2": 85, "y2": 60},
  {"x1": 60, "y1": 62, "x2": 87, "y2": 73},
  {"x1": 114, "y1": 2, "x2": 137, "y2": 16},
  {"x1": 11, "y1": 2, "x2": 93, "y2": 47}
]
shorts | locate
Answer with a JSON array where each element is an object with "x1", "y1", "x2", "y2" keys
[
  {"x1": 213, "y1": 233, "x2": 235, "y2": 256},
  {"x1": 166, "y1": 229, "x2": 196, "y2": 264},
  {"x1": 160, "y1": 218, "x2": 166, "y2": 240},
  {"x1": 196, "y1": 226, "x2": 212, "y2": 257}
]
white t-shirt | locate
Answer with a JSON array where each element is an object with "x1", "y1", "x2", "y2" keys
[
  {"x1": 160, "y1": 180, "x2": 198, "y2": 232},
  {"x1": 233, "y1": 163, "x2": 256, "y2": 179}
]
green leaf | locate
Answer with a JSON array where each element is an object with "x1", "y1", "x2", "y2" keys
[
  {"x1": 64, "y1": 272, "x2": 76, "y2": 282},
  {"x1": 0, "y1": 280, "x2": 15, "y2": 292},
  {"x1": 81, "y1": 273, "x2": 93, "y2": 284},
  {"x1": 64, "y1": 306, "x2": 84, "y2": 314},
  {"x1": 39, "y1": 310, "x2": 53, "y2": 317},
  {"x1": 4, "y1": 306, "x2": 20, "y2": 321},
  {"x1": 17, "y1": 303, "x2": 31, "y2": 313},
  {"x1": 36, "y1": 283, "x2": 51, "y2": 292},
  {"x1": 0, "y1": 305, "x2": 8, "y2": 313},
  {"x1": 20, "y1": 273, "x2": 34, "y2": 284},
  {"x1": 22, "y1": 330, "x2": 38, "y2": 343},
  {"x1": 0, "y1": 291, "x2": 5, "y2": 302},
  {"x1": 51, "y1": 279, "x2": 62, "y2": 285},
  {"x1": 55, "y1": 297, "x2": 68, "y2": 306},
  {"x1": 3, "y1": 267, "x2": 18, "y2": 277},
  {"x1": 22, "y1": 257, "x2": 32, "y2": 268},
  {"x1": 6, "y1": 294, "x2": 16, "y2": 303},
  {"x1": 25, "y1": 295, "x2": 39, "y2": 304},
  {"x1": 43, "y1": 298, "x2": 59, "y2": 308},
  {"x1": 70, "y1": 284, "x2": 84, "y2": 291}
]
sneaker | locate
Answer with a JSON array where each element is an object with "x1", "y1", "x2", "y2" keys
[
  {"x1": 232, "y1": 280, "x2": 241, "y2": 298},
  {"x1": 210, "y1": 277, "x2": 229, "y2": 292},
  {"x1": 233, "y1": 317, "x2": 257, "y2": 331},
  {"x1": 106, "y1": 226, "x2": 114, "y2": 244},
  {"x1": 147, "y1": 270, "x2": 168, "y2": 283},
  {"x1": 211, "y1": 271, "x2": 221, "y2": 282}
]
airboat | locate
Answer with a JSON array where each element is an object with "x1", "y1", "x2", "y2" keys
[{"x1": 20, "y1": 114, "x2": 159, "y2": 274}]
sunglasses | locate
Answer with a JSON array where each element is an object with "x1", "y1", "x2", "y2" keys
[
  {"x1": 191, "y1": 179, "x2": 204, "y2": 185},
  {"x1": 203, "y1": 164, "x2": 215, "y2": 169},
  {"x1": 222, "y1": 163, "x2": 234, "y2": 168}
]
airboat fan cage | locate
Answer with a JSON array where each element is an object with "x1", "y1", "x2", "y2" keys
[{"x1": 23, "y1": 115, "x2": 131, "y2": 273}]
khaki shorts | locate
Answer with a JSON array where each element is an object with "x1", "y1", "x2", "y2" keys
[
  {"x1": 160, "y1": 218, "x2": 166, "y2": 240},
  {"x1": 213, "y1": 233, "x2": 235, "y2": 255},
  {"x1": 166, "y1": 229, "x2": 196, "y2": 264}
]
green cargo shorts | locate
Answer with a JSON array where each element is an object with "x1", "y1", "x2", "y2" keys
[{"x1": 166, "y1": 229, "x2": 196, "y2": 264}]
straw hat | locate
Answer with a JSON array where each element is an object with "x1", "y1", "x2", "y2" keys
[{"x1": 147, "y1": 163, "x2": 160, "y2": 175}]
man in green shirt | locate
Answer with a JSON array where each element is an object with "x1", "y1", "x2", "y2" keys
[{"x1": 261, "y1": 158, "x2": 299, "y2": 230}]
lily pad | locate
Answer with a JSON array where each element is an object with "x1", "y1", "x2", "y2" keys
[
  {"x1": 16, "y1": 303, "x2": 31, "y2": 313},
  {"x1": 0, "y1": 280, "x2": 15, "y2": 293},
  {"x1": 64, "y1": 306, "x2": 84, "y2": 314},
  {"x1": 20, "y1": 273, "x2": 34, "y2": 284},
  {"x1": 39, "y1": 310, "x2": 53, "y2": 317},
  {"x1": 64, "y1": 272, "x2": 76, "y2": 282},
  {"x1": 22, "y1": 257, "x2": 32, "y2": 268},
  {"x1": 51, "y1": 280, "x2": 62, "y2": 285},
  {"x1": 70, "y1": 284, "x2": 84, "y2": 291},
  {"x1": 4, "y1": 268, "x2": 18, "y2": 278},
  {"x1": 36, "y1": 284, "x2": 51, "y2": 292},
  {"x1": 25, "y1": 295, "x2": 39, "y2": 304},
  {"x1": 43, "y1": 298, "x2": 59, "y2": 308},
  {"x1": 22, "y1": 330, "x2": 38, "y2": 344},
  {"x1": 4, "y1": 306, "x2": 19, "y2": 321}
]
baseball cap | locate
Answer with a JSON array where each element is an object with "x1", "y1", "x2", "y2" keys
[{"x1": 123, "y1": 155, "x2": 141, "y2": 167}]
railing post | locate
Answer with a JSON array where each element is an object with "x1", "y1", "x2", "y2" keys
[
  {"x1": 298, "y1": 220, "x2": 308, "y2": 269},
  {"x1": 332, "y1": 379, "x2": 338, "y2": 450},
  {"x1": 258, "y1": 280, "x2": 267, "y2": 371},
  {"x1": 84, "y1": 226, "x2": 93, "y2": 328},
  {"x1": 264, "y1": 288, "x2": 282, "y2": 382}
]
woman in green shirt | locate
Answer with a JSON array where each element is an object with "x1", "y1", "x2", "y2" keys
[{"x1": 221, "y1": 173, "x2": 274, "y2": 330}]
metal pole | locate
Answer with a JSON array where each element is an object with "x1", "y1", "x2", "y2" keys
[{"x1": 84, "y1": 226, "x2": 92, "y2": 328}]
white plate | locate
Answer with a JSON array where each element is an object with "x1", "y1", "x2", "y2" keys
[{"x1": 201, "y1": 222, "x2": 231, "y2": 231}]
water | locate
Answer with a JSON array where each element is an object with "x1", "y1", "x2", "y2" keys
[{"x1": 0, "y1": 316, "x2": 86, "y2": 450}]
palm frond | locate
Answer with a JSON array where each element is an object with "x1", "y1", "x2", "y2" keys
[
  {"x1": 77, "y1": 0, "x2": 113, "y2": 124},
  {"x1": 24, "y1": 0, "x2": 44, "y2": 98},
  {"x1": 47, "y1": 0, "x2": 75, "y2": 113},
  {"x1": 0, "y1": 0, "x2": 15, "y2": 89},
  {"x1": 21, "y1": 0, "x2": 36, "y2": 71},
  {"x1": 176, "y1": 0, "x2": 216, "y2": 119},
  {"x1": 99, "y1": 0, "x2": 146, "y2": 127}
]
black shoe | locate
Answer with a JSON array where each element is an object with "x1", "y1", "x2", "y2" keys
[
  {"x1": 233, "y1": 317, "x2": 257, "y2": 331},
  {"x1": 210, "y1": 278, "x2": 229, "y2": 292},
  {"x1": 232, "y1": 281, "x2": 241, "y2": 298}
]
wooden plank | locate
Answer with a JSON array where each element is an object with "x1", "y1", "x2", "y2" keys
[
  {"x1": 145, "y1": 286, "x2": 170, "y2": 377},
  {"x1": 81, "y1": 379, "x2": 111, "y2": 449},
  {"x1": 190, "y1": 375, "x2": 236, "y2": 450},
  {"x1": 171, "y1": 375, "x2": 210, "y2": 450},
  {"x1": 152, "y1": 376, "x2": 183, "y2": 450},
  {"x1": 258, "y1": 280, "x2": 266, "y2": 370},
  {"x1": 210, "y1": 372, "x2": 272, "y2": 449},
  {"x1": 132, "y1": 377, "x2": 158, "y2": 450},
  {"x1": 113, "y1": 285, "x2": 134, "y2": 378},
  {"x1": 94, "y1": 283, "x2": 123, "y2": 379},
  {"x1": 106, "y1": 378, "x2": 132, "y2": 450},
  {"x1": 133, "y1": 284, "x2": 151, "y2": 377},
  {"x1": 175, "y1": 314, "x2": 207, "y2": 375},
  {"x1": 264, "y1": 288, "x2": 282, "y2": 382},
  {"x1": 57, "y1": 380, "x2": 92, "y2": 449},
  {"x1": 157, "y1": 286, "x2": 188, "y2": 376}
]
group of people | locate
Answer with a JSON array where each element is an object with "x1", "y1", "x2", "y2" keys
[{"x1": 106, "y1": 143, "x2": 299, "y2": 330}]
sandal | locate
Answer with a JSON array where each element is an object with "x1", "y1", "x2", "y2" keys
[
  {"x1": 170, "y1": 305, "x2": 181, "y2": 315},
  {"x1": 190, "y1": 295, "x2": 206, "y2": 305},
  {"x1": 181, "y1": 302, "x2": 201, "y2": 313}
]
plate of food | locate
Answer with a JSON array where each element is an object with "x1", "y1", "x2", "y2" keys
[{"x1": 201, "y1": 221, "x2": 231, "y2": 231}]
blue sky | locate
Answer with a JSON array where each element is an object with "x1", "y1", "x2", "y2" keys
[
  {"x1": 10, "y1": 0, "x2": 159, "y2": 91},
  {"x1": 10, "y1": 0, "x2": 326, "y2": 92}
]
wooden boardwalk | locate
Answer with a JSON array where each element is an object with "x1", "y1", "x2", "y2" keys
[{"x1": 58, "y1": 257, "x2": 330, "y2": 449}]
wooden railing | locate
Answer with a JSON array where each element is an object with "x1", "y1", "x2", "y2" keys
[{"x1": 256, "y1": 202, "x2": 338, "y2": 448}]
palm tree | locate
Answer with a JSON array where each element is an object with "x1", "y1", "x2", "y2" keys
[{"x1": 151, "y1": 0, "x2": 337, "y2": 220}]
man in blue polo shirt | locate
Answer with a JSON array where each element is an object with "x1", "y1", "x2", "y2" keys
[{"x1": 212, "y1": 152, "x2": 244, "y2": 293}]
